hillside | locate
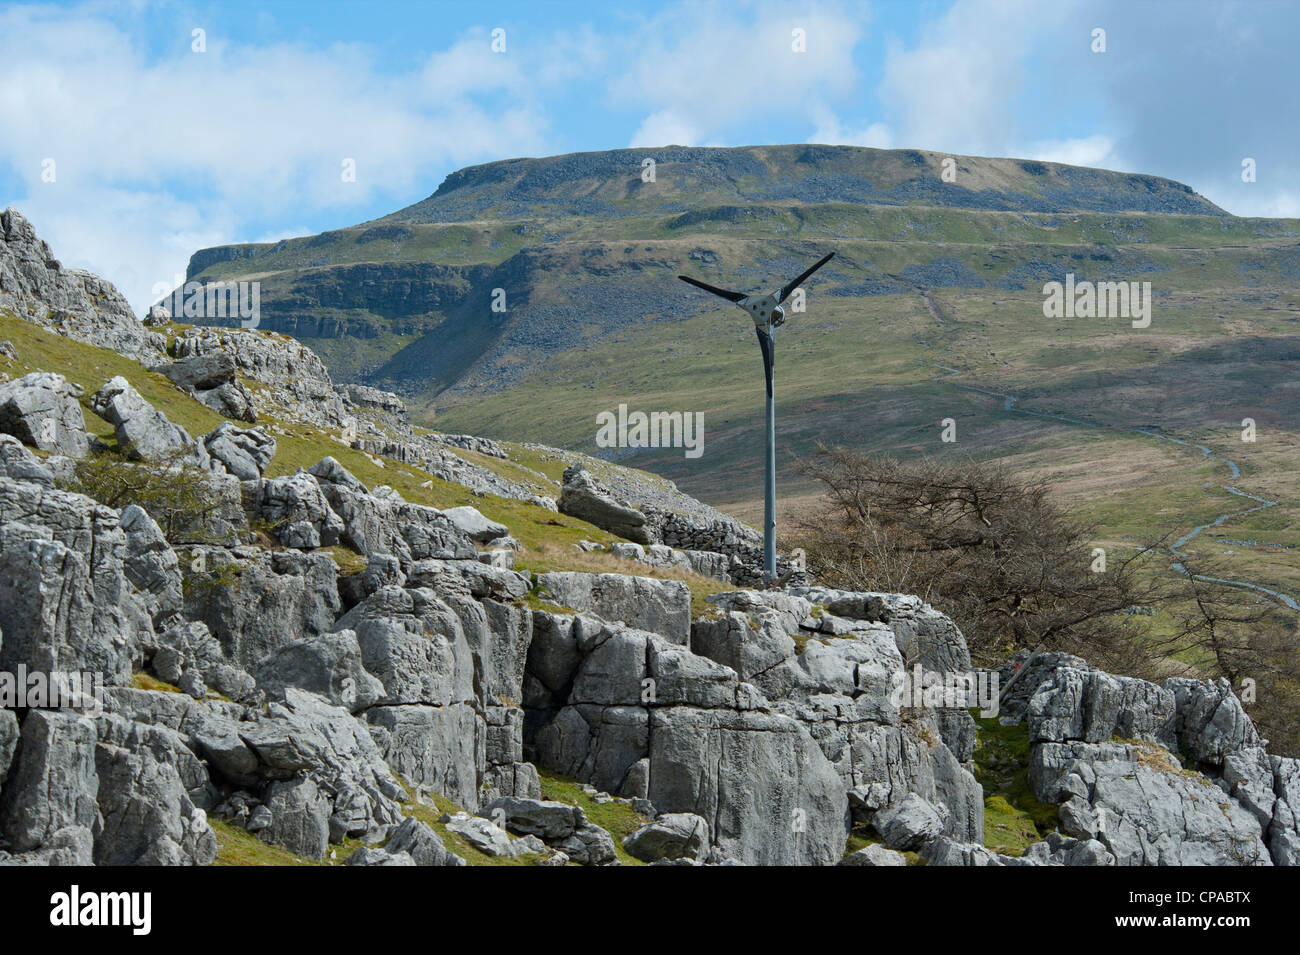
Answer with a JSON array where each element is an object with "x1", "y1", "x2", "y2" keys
[
  {"x1": 5, "y1": 207, "x2": 1298, "y2": 868},
  {"x1": 177, "y1": 145, "x2": 1300, "y2": 624}
]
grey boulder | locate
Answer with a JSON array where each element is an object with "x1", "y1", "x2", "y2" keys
[
  {"x1": 0, "y1": 372, "x2": 89, "y2": 457},
  {"x1": 624, "y1": 812, "x2": 709, "y2": 863}
]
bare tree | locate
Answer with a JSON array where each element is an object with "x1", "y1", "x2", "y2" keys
[{"x1": 795, "y1": 445, "x2": 1167, "y2": 664}]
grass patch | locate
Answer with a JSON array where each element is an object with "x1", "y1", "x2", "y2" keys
[
  {"x1": 131, "y1": 672, "x2": 182, "y2": 694},
  {"x1": 843, "y1": 826, "x2": 924, "y2": 865},
  {"x1": 972, "y1": 712, "x2": 1059, "y2": 856},
  {"x1": 398, "y1": 782, "x2": 543, "y2": 866},
  {"x1": 320, "y1": 544, "x2": 368, "y2": 577},
  {"x1": 210, "y1": 818, "x2": 321, "y2": 866},
  {"x1": 538, "y1": 768, "x2": 649, "y2": 866}
]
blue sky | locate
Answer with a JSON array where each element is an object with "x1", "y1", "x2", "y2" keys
[{"x1": 2, "y1": 0, "x2": 1297, "y2": 311}]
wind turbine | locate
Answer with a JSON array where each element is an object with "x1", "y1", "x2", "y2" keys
[{"x1": 678, "y1": 251, "x2": 835, "y2": 584}]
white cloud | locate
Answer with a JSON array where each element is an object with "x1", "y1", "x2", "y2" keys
[
  {"x1": 1026, "y1": 135, "x2": 1119, "y2": 170},
  {"x1": 875, "y1": 0, "x2": 1078, "y2": 156},
  {"x1": 0, "y1": 5, "x2": 565, "y2": 310},
  {"x1": 608, "y1": 0, "x2": 868, "y2": 148},
  {"x1": 807, "y1": 104, "x2": 892, "y2": 148},
  {"x1": 630, "y1": 110, "x2": 702, "y2": 148}
]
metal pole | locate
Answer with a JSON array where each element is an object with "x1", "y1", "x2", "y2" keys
[{"x1": 757, "y1": 324, "x2": 777, "y2": 584}]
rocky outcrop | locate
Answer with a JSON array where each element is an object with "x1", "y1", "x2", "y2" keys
[
  {"x1": 536, "y1": 572, "x2": 692, "y2": 644},
  {"x1": 989, "y1": 652, "x2": 1288, "y2": 866},
  {"x1": 155, "y1": 352, "x2": 257, "y2": 423},
  {"x1": 1, "y1": 208, "x2": 163, "y2": 361},
  {"x1": 0, "y1": 477, "x2": 153, "y2": 683},
  {"x1": 559, "y1": 464, "x2": 804, "y2": 586},
  {"x1": 91, "y1": 376, "x2": 198, "y2": 461},
  {"x1": 0, "y1": 372, "x2": 90, "y2": 457},
  {"x1": 1, "y1": 212, "x2": 1294, "y2": 869},
  {"x1": 559, "y1": 465, "x2": 650, "y2": 543},
  {"x1": 202, "y1": 423, "x2": 275, "y2": 481},
  {"x1": 167, "y1": 326, "x2": 353, "y2": 431}
]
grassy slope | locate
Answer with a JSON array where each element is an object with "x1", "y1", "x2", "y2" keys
[{"x1": 1, "y1": 303, "x2": 1281, "y2": 860}]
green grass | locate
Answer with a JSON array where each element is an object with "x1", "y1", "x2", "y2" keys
[
  {"x1": 971, "y1": 712, "x2": 1060, "y2": 856},
  {"x1": 131, "y1": 672, "x2": 182, "y2": 694},
  {"x1": 538, "y1": 768, "x2": 649, "y2": 866},
  {"x1": 211, "y1": 818, "x2": 322, "y2": 866},
  {"x1": 843, "y1": 827, "x2": 924, "y2": 865},
  {"x1": 399, "y1": 783, "x2": 543, "y2": 866}
]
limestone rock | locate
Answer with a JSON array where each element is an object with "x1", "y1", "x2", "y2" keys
[
  {"x1": 0, "y1": 711, "x2": 100, "y2": 852},
  {"x1": 385, "y1": 816, "x2": 465, "y2": 867},
  {"x1": 203, "y1": 423, "x2": 275, "y2": 480},
  {"x1": 537, "y1": 571, "x2": 691, "y2": 644},
  {"x1": 839, "y1": 844, "x2": 907, "y2": 866},
  {"x1": 872, "y1": 793, "x2": 944, "y2": 850},
  {"x1": 91, "y1": 376, "x2": 198, "y2": 461},
  {"x1": 253, "y1": 629, "x2": 384, "y2": 714},
  {"x1": 0, "y1": 372, "x2": 89, "y2": 457},
  {"x1": 624, "y1": 812, "x2": 709, "y2": 863},
  {"x1": 441, "y1": 505, "x2": 508, "y2": 543},
  {"x1": 559, "y1": 465, "x2": 649, "y2": 543},
  {"x1": 0, "y1": 434, "x2": 54, "y2": 486}
]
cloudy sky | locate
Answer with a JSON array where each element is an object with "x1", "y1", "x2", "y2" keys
[{"x1": 2, "y1": 0, "x2": 1297, "y2": 311}]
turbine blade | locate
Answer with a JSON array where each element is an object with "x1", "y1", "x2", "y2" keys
[
  {"x1": 777, "y1": 252, "x2": 835, "y2": 304},
  {"x1": 678, "y1": 274, "x2": 747, "y2": 303}
]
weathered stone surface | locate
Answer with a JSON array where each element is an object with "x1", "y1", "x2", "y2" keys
[
  {"x1": 157, "y1": 352, "x2": 236, "y2": 391},
  {"x1": 481, "y1": 796, "x2": 584, "y2": 841},
  {"x1": 441, "y1": 505, "x2": 508, "y2": 543},
  {"x1": 407, "y1": 559, "x2": 530, "y2": 603},
  {"x1": 335, "y1": 586, "x2": 474, "y2": 707},
  {"x1": 92, "y1": 713, "x2": 218, "y2": 865},
  {"x1": 152, "y1": 619, "x2": 259, "y2": 704},
  {"x1": 120, "y1": 504, "x2": 183, "y2": 626},
  {"x1": 91, "y1": 376, "x2": 198, "y2": 461},
  {"x1": 0, "y1": 484, "x2": 147, "y2": 684},
  {"x1": 624, "y1": 812, "x2": 709, "y2": 863},
  {"x1": 386, "y1": 815, "x2": 466, "y2": 867},
  {"x1": 538, "y1": 571, "x2": 691, "y2": 644},
  {"x1": 0, "y1": 711, "x2": 99, "y2": 852},
  {"x1": 872, "y1": 793, "x2": 944, "y2": 850},
  {"x1": 367, "y1": 704, "x2": 482, "y2": 810},
  {"x1": 555, "y1": 821, "x2": 618, "y2": 865},
  {"x1": 254, "y1": 629, "x2": 384, "y2": 714},
  {"x1": 444, "y1": 812, "x2": 515, "y2": 856},
  {"x1": 203, "y1": 422, "x2": 275, "y2": 480},
  {"x1": 0, "y1": 372, "x2": 89, "y2": 457},
  {"x1": 0, "y1": 709, "x2": 18, "y2": 784},
  {"x1": 839, "y1": 843, "x2": 907, "y2": 866},
  {"x1": 257, "y1": 470, "x2": 344, "y2": 548},
  {"x1": 1031, "y1": 740, "x2": 1271, "y2": 865},
  {"x1": 0, "y1": 433, "x2": 54, "y2": 486},
  {"x1": 0, "y1": 825, "x2": 94, "y2": 866},
  {"x1": 167, "y1": 325, "x2": 353, "y2": 430},
  {"x1": 344, "y1": 846, "x2": 414, "y2": 865},
  {"x1": 261, "y1": 776, "x2": 331, "y2": 858},
  {"x1": 559, "y1": 465, "x2": 649, "y2": 542},
  {"x1": 184, "y1": 546, "x2": 340, "y2": 668},
  {"x1": 1, "y1": 208, "x2": 161, "y2": 360},
  {"x1": 1028, "y1": 666, "x2": 1176, "y2": 748},
  {"x1": 1166, "y1": 677, "x2": 1260, "y2": 768},
  {"x1": 1269, "y1": 756, "x2": 1300, "y2": 865},
  {"x1": 308, "y1": 457, "x2": 477, "y2": 563}
]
